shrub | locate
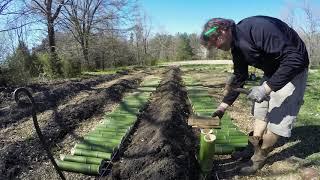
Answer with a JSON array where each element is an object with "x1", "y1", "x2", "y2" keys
[{"x1": 61, "y1": 56, "x2": 81, "y2": 78}]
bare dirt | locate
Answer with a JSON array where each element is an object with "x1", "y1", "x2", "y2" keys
[
  {"x1": 0, "y1": 69, "x2": 152, "y2": 179},
  {"x1": 110, "y1": 67, "x2": 200, "y2": 180},
  {"x1": 0, "y1": 73, "x2": 125, "y2": 128}
]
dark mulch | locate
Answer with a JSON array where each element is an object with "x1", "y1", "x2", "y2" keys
[
  {"x1": 110, "y1": 67, "x2": 200, "y2": 180},
  {"x1": 0, "y1": 76, "x2": 141, "y2": 179},
  {"x1": 0, "y1": 73, "x2": 124, "y2": 128}
]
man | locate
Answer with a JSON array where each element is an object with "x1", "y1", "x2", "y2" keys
[{"x1": 200, "y1": 16, "x2": 309, "y2": 175}]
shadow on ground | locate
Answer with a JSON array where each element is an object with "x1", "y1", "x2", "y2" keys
[{"x1": 210, "y1": 125, "x2": 320, "y2": 179}]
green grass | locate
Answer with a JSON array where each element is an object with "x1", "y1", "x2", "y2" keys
[
  {"x1": 82, "y1": 67, "x2": 129, "y2": 75},
  {"x1": 297, "y1": 69, "x2": 320, "y2": 126}
]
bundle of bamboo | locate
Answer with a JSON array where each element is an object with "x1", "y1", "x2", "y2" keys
[{"x1": 184, "y1": 75, "x2": 249, "y2": 162}]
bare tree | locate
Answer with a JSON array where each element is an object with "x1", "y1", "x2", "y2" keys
[
  {"x1": 299, "y1": 0, "x2": 320, "y2": 67},
  {"x1": 280, "y1": 2, "x2": 296, "y2": 28},
  {"x1": 149, "y1": 33, "x2": 175, "y2": 61},
  {"x1": 60, "y1": 0, "x2": 103, "y2": 69},
  {"x1": 0, "y1": 1, "x2": 34, "y2": 33},
  {"x1": 0, "y1": 0, "x2": 13, "y2": 15},
  {"x1": 281, "y1": 0, "x2": 320, "y2": 67},
  {"x1": 29, "y1": 0, "x2": 69, "y2": 76},
  {"x1": 60, "y1": 0, "x2": 136, "y2": 69}
]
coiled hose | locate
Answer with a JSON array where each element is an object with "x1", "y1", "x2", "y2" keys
[{"x1": 13, "y1": 87, "x2": 65, "y2": 180}]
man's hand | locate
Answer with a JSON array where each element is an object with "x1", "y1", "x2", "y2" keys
[
  {"x1": 212, "y1": 109, "x2": 225, "y2": 119},
  {"x1": 212, "y1": 103, "x2": 229, "y2": 119},
  {"x1": 247, "y1": 82, "x2": 271, "y2": 103}
]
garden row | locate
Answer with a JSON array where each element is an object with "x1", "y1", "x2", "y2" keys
[{"x1": 56, "y1": 76, "x2": 161, "y2": 176}]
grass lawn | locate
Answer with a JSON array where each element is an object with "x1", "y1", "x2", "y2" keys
[{"x1": 82, "y1": 66, "x2": 131, "y2": 75}]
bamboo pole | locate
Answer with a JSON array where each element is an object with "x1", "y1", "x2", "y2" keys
[
  {"x1": 81, "y1": 139, "x2": 120, "y2": 147},
  {"x1": 99, "y1": 123, "x2": 133, "y2": 129},
  {"x1": 102, "y1": 120, "x2": 134, "y2": 125},
  {"x1": 214, "y1": 144, "x2": 235, "y2": 155},
  {"x1": 56, "y1": 159, "x2": 100, "y2": 175},
  {"x1": 87, "y1": 132, "x2": 125, "y2": 139},
  {"x1": 75, "y1": 143, "x2": 114, "y2": 153},
  {"x1": 215, "y1": 137, "x2": 248, "y2": 144},
  {"x1": 84, "y1": 136, "x2": 122, "y2": 144},
  {"x1": 198, "y1": 134, "x2": 216, "y2": 173},
  {"x1": 72, "y1": 148, "x2": 111, "y2": 160},
  {"x1": 60, "y1": 154, "x2": 104, "y2": 165},
  {"x1": 93, "y1": 127, "x2": 128, "y2": 132},
  {"x1": 213, "y1": 129, "x2": 245, "y2": 136},
  {"x1": 97, "y1": 123, "x2": 132, "y2": 129},
  {"x1": 215, "y1": 134, "x2": 247, "y2": 140}
]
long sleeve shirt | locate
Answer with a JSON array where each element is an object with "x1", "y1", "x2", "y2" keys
[{"x1": 223, "y1": 16, "x2": 309, "y2": 105}]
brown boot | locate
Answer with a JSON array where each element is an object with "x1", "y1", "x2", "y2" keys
[
  {"x1": 239, "y1": 143, "x2": 273, "y2": 175},
  {"x1": 231, "y1": 131, "x2": 254, "y2": 161}
]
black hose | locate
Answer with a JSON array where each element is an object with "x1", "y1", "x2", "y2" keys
[{"x1": 13, "y1": 87, "x2": 66, "y2": 180}]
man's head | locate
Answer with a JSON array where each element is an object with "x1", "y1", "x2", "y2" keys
[{"x1": 200, "y1": 18, "x2": 235, "y2": 51}]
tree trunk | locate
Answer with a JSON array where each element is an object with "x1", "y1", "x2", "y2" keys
[
  {"x1": 80, "y1": 40, "x2": 89, "y2": 69},
  {"x1": 47, "y1": 20, "x2": 56, "y2": 54},
  {"x1": 47, "y1": 19, "x2": 62, "y2": 76}
]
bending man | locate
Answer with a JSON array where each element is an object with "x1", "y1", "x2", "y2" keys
[{"x1": 200, "y1": 16, "x2": 309, "y2": 175}]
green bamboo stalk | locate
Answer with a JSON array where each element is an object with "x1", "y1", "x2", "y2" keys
[
  {"x1": 218, "y1": 124, "x2": 238, "y2": 128},
  {"x1": 215, "y1": 137, "x2": 248, "y2": 144},
  {"x1": 72, "y1": 148, "x2": 111, "y2": 160},
  {"x1": 88, "y1": 132, "x2": 125, "y2": 138},
  {"x1": 97, "y1": 123, "x2": 132, "y2": 129},
  {"x1": 215, "y1": 134, "x2": 248, "y2": 140},
  {"x1": 101, "y1": 121, "x2": 133, "y2": 126},
  {"x1": 105, "y1": 114, "x2": 137, "y2": 119},
  {"x1": 103, "y1": 116, "x2": 134, "y2": 122},
  {"x1": 227, "y1": 142, "x2": 248, "y2": 148},
  {"x1": 213, "y1": 128, "x2": 238, "y2": 132},
  {"x1": 112, "y1": 108, "x2": 139, "y2": 114},
  {"x1": 87, "y1": 135, "x2": 123, "y2": 143},
  {"x1": 198, "y1": 134, "x2": 216, "y2": 173},
  {"x1": 91, "y1": 130, "x2": 127, "y2": 137},
  {"x1": 94, "y1": 127, "x2": 128, "y2": 132},
  {"x1": 91, "y1": 128, "x2": 128, "y2": 134},
  {"x1": 75, "y1": 143, "x2": 114, "y2": 153},
  {"x1": 213, "y1": 129, "x2": 245, "y2": 136},
  {"x1": 103, "y1": 118, "x2": 135, "y2": 124},
  {"x1": 109, "y1": 114, "x2": 135, "y2": 119},
  {"x1": 60, "y1": 154, "x2": 104, "y2": 165},
  {"x1": 81, "y1": 139, "x2": 120, "y2": 147},
  {"x1": 56, "y1": 159, "x2": 100, "y2": 175},
  {"x1": 100, "y1": 123, "x2": 133, "y2": 128},
  {"x1": 214, "y1": 144, "x2": 235, "y2": 155},
  {"x1": 84, "y1": 136, "x2": 122, "y2": 144},
  {"x1": 96, "y1": 124, "x2": 131, "y2": 131}
]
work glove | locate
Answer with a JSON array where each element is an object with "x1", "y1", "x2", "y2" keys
[
  {"x1": 247, "y1": 85, "x2": 269, "y2": 103},
  {"x1": 211, "y1": 105, "x2": 227, "y2": 119}
]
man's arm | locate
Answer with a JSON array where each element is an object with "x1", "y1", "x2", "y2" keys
[{"x1": 222, "y1": 50, "x2": 249, "y2": 106}]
